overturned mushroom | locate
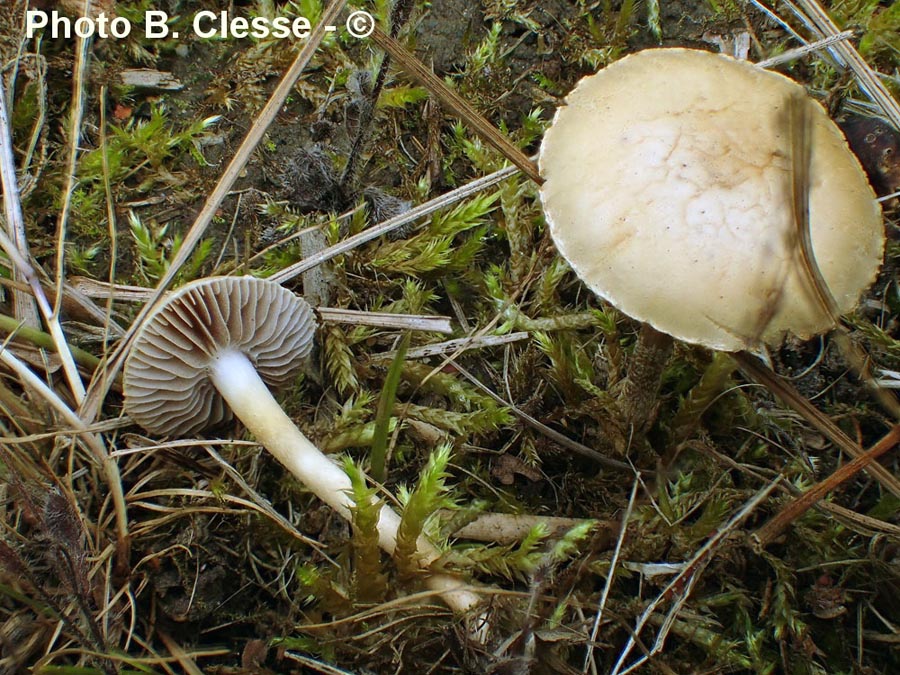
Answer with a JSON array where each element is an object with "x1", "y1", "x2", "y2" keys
[
  {"x1": 124, "y1": 276, "x2": 480, "y2": 614},
  {"x1": 539, "y1": 48, "x2": 884, "y2": 352}
]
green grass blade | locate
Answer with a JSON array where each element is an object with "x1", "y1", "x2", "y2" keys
[{"x1": 370, "y1": 331, "x2": 410, "y2": 482}]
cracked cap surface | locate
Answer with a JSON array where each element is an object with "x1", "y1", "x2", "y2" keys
[{"x1": 539, "y1": 48, "x2": 884, "y2": 351}]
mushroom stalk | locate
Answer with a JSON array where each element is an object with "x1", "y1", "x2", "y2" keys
[{"x1": 208, "y1": 348, "x2": 481, "y2": 614}]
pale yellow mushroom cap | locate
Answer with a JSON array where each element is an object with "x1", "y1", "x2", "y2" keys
[{"x1": 539, "y1": 48, "x2": 884, "y2": 351}]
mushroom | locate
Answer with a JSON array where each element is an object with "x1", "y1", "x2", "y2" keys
[
  {"x1": 538, "y1": 48, "x2": 884, "y2": 352},
  {"x1": 124, "y1": 276, "x2": 480, "y2": 614}
]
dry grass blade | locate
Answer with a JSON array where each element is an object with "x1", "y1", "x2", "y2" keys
[
  {"x1": 784, "y1": 59, "x2": 900, "y2": 421},
  {"x1": 81, "y1": 0, "x2": 349, "y2": 423},
  {"x1": 98, "y1": 84, "x2": 121, "y2": 392},
  {"x1": 787, "y1": 90, "x2": 840, "y2": 324},
  {"x1": 733, "y1": 352, "x2": 900, "y2": 498},
  {"x1": 753, "y1": 424, "x2": 900, "y2": 548},
  {"x1": 584, "y1": 478, "x2": 639, "y2": 674},
  {"x1": 369, "y1": 25, "x2": 541, "y2": 184},
  {"x1": 66, "y1": 276, "x2": 454, "y2": 332},
  {"x1": 269, "y1": 163, "x2": 520, "y2": 284},
  {"x1": 51, "y1": 24, "x2": 91, "y2": 399},
  {"x1": 156, "y1": 630, "x2": 206, "y2": 675},
  {"x1": 0, "y1": 28, "x2": 39, "y2": 331},
  {"x1": 756, "y1": 30, "x2": 855, "y2": 68},
  {"x1": 200, "y1": 445, "x2": 326, "y2": 550}
]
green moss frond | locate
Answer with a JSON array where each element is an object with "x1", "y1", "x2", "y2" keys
[
  {"x1": 395, "y1": 444, "x2": 454, "y2": 577},
  {"x1": 324, "y1": 325, "x2": 360, "y2": 395},
  {"x1": 343, "y1": 458, "x2": 388, "y2": 603}
]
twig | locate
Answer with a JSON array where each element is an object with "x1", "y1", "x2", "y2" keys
[
  {"x1": 690, "y1": 437, "x2": 900, "y2": 538},
  {"x1": 753, "y1": 424, "x2": 900, "y2": 548},
  {"x1": 733, "y1": 352, "x2": 900, "y2": 498},
  {"x1": 369, "y1": 25, "x2": 541, "y2": 184},
  {"x1": 318, "y1": 308, "x2": 452, "y2": 333}
]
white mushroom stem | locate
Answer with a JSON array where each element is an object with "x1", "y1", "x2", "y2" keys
[{"x1": 208, "y1": 348, "x2": 482, "y2": 616}]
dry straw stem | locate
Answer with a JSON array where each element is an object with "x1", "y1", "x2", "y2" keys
[
  {"x1": 753, "y1": 424, "x2": 900, "y2": 548},
  {"x1": 316, "y1": 308, "x2": 452, "y2": 333},
  {"x1": 68, "y1": 276, "x2": 454, "y2": 333},
  {"x1": 0, "y1": 38, "x2": 39, "y2": 330},
  {"x1": 51, "y1": 24, "x2": 90, "y2": 387},
  {"x1": 691, "y1": 436, "x2": 900, "y2": 538},
  {"x1": 787, "y1": 0, "x2": 900, "y2": 129},
  {"x1": 584, "y1": 479, "x2": 640, "y2": 674},
  {"x1": 372, "y1": 331, "x2": 530, "y2": 362},
  {"x1": 81, "y1": 0, "x2": 350, "y2": 423},
  {"x1": 755, "y1": 30, "x2": 855, "y2": 69},
  {"x1": 0, "y1": 78, "x2": 86, "y2": 404},
  {"x1": 751, "y1": 0, "x2": 900, "y2": 135},
  {"x1": 157, "y1": 630, "x2": 205, "y2": 675}
]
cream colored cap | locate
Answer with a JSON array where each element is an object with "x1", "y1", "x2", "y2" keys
[
  {"x1": 124, "y1": 277, "x2": 316, "y2": 435},
  {"x1": 539, "y1": 48, "x2": 884, "y2": 351}
]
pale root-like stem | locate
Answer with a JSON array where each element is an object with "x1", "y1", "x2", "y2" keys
[{"x1": 208, "y1": 349, "x2": 482, "y2": 615}]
